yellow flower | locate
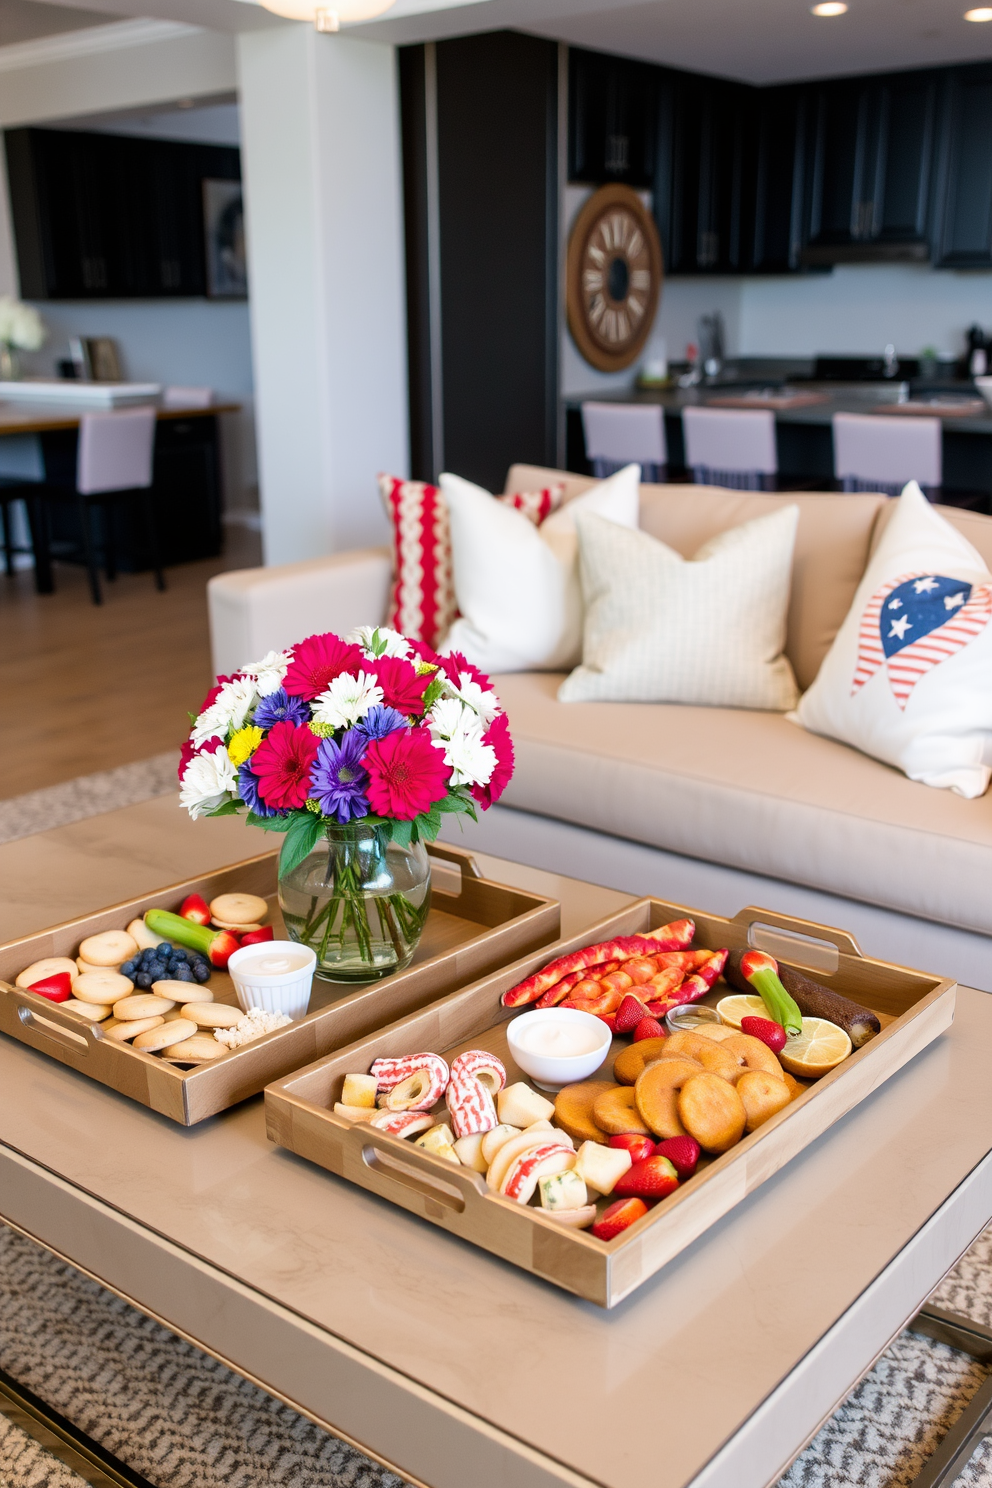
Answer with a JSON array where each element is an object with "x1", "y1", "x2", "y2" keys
[{"x1": 228, "y1": 725, "x2": 263, "y2": 766}]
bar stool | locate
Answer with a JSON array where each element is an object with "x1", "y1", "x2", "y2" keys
[
  {"x1": 581, "y1": 402, "x2": 668, "y2": 482},
  {"x1": 0, "y1": 480, "x2": 41, "y2": 576},
  {"x1": 32, "y1": 407, "x2": 164, "y2": 605},
  {"x1": 833, "y1": 412, "x2": 942, "y2": 500},
  {"x1": 681, "y1": 406, "x2": 778, "y2": 490}
]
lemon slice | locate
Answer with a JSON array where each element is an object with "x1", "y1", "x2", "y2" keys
[
  {"x1": 715, "y1": 994, "x2": 767, "y2": 1029},
  {"x1": 778, "y1": 1018, "x2": 852, "y2": 1079}
]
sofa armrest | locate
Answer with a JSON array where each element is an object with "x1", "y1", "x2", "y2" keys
[{"x1": 208, "y1": 548, "x2": 392, "y2": 677}]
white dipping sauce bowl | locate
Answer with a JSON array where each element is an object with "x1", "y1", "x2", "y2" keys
[
  {"x1": 228, "y1": 940, "x2": 316, "y2": 1020},
  {"x1": 507, "y1": 1008, "x2": 612, "y2": 1091}
]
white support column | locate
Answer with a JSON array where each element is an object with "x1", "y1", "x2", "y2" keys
[{"x1": 237, "y1": 24, "x2": 407, "y2": 566}]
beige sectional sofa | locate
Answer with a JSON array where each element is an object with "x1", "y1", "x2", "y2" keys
[{"x1": 208, "y1": 467, "x2": 992, "y2": 991}]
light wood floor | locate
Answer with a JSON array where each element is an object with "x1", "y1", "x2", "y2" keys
[{"x1": 0, "y1": 527, "x2": 261, "y2": 800}]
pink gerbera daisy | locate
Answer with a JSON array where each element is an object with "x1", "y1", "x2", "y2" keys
[
  {"x1": 364, "y1": 726, "x2": 450, "y2": 820},
  {"x1": 470, "y1": 712, "x2": 514, "y2": 809},
  {"x1": 439, "y1": 651, "x2": 492, "y2": 693},
  {"x1": 251, "y1": 721, "x2": 321, "y2": 809},
  {"x1": 283, "y1": 633, "x2": 363, "y2": 701},
  {"x1": 373, "y1": 655, "x2": 431, "y2": 717}
]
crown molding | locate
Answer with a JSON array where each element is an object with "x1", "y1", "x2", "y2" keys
[{"x1": 0, "y1": 19, "x2": 204, "y2": 74}]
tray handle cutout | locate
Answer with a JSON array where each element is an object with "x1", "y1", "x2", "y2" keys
[
  {"x1": 359, "y1": 1128, "x2": 485, "y2": 1214},
  {"x1": 427, "y1": 842, "x2": 482, "y2": 881},
  {"x1": 730, "y1": 906, "x2": 864, "y2": 972},
  {"x1": 16, "y1": 1001, "x2": 97, "y2": 1054}
]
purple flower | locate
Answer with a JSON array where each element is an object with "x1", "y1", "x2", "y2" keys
[
  {"x1": 253, "y1": 688, "x2": 310, "y2": 730},
  {"x1": 356, "y1": 704, "x2": 407, "y2": 741},
  {"x1": 310, "y1": 729, "x2": 370, "y2": 823},
  {"x1": 238, "y1": 761, "x2": 282, "y2": 819}
]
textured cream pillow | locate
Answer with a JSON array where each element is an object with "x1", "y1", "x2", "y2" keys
[{"x1": 559, "y1": 505, "x2": 800, "y2": 709}]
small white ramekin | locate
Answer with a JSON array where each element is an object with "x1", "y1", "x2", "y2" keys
[
  {"x1": 506, "y1": 1008, "x2": 612, "y2": 1091},
  {"x1": 227, "y1": 941, "x2": 316, "y2": 1021}
]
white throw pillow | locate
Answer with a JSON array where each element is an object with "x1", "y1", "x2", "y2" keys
[
  {"x1": 440, "y1": 465, "x2": 640, "y2": 672},
  {"x1": 791, "y1": 482, "x2": 992, "y2": 798},
  {"x1": 559, "y1": 504, "x2": 800, "y2": 710}
]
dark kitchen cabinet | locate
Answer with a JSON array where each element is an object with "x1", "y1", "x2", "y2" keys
[
  {"x1": 655, "y1": 72, "x2": 749, "y2": 273},
  {"x1": 933, "y1": 64, "x2": 992, "y2": 268},
  {"x1": 747, "y1": 86, "x2": 808, "y2": 271},
  {"x1": 873, "y1": 72, "x2": 937, "y2": 246},
  {"x1": 569, "y1": 47, "x2": 657, "y2": 187},
  {"x1": 4, "y1": 127, "x2": 240, "y2": 300},
  {"x1": 804, "y1": 79, "x2": 873, "y2": 255}
]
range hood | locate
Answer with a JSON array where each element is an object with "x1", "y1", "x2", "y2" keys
[{"x1": 800, "y1": 241, "x2": 930, "y2": 266}]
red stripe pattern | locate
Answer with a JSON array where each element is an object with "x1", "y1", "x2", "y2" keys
[{"x1": 853, "y1": 571, "x2": 992, "y2": 711}]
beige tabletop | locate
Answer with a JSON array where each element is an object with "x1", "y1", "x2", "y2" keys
[
  {"x1": 1, "y1": 799, "x2": 990, "y2": 1488},
  {"x1": 0, "y1": 400, "x2": 240, "y2": 435}
]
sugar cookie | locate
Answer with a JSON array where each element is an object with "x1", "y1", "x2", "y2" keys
[
  {"x1": 77, "y1": 957, "x2": 120, "y2": 976},
  {"x1": 162, "y1": 1033, "x2": 226, "y2": 1062},
  {"x1": 127, "y1": 918, "x2": 165, "y2": 951},
  {"x1": 15, "y1": 957, "x2": 77, "y2": 990},
  {"x1": 62, "y1": 999, "x2": 110, "y2": 1022},
  {"x1": 151, "y1": 980, "x2": 212, "y2": 1004},
  {"x1": 106, "y1": 1016, "x2": 165, "y2": 1042},
  {"x1": 73, "y1": 970, "x2": 132, "y2": 1005},
  {"x1": 134, "y1": 1019, "x2": 197, "y2": 1052},
  {"x1": 209, "y1": 893, "x2": 267, "y2": 926},
  {"x1": 79, "y1": 930, "x2": 138, "y2": 967},
  {"x1": 181, "y1": 1003, "x2": 243, "y2": 1029},
  {"x1": 211, "y1": 919, "x2": 263, "y2": 933},
  {"x1": 112, "y1": 994, "x2": 175, "y2": 1020}
]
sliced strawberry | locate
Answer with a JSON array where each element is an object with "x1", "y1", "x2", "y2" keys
[
  {"x1": 180, "y1": 893, "x2": 212, "y2": 926},
  {"x1": 740, "y1": 1015, "x2": 787, "y2": 1053},
  {"x1": 653, "y1": 1135, "x2": 700, "y2": 1179},
  {"x1": 27, "y1": 972, "x2": 73, "y2": 1003},
  {"x1": 207, "y1": 929, "x2": 241, "y2": 968},
  {"x1": 614, "y1": 994, "x2": 650, "y2": 1033},
  {"x1": 613, "y1": 1155, "x2": 679, "y2": 1200},
  {"x1": 239, "y1": 926, "x2": 275, "y2": 947},
  {"x1": 591, "y1": 1196, "x2": 649, "y2": 1241},
  {"x1": 608, "y1": 1134, "x2": 655, "y2": 1162},
  {"x1": 633, "y1": 1016, "x2": 665, "y2": 1042},
  {"x1": 596, "y1": 1013, "x2": 618, "y2": 1033}
]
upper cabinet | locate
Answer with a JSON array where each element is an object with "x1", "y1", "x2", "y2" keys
[
  {"x1": 657, "y1": 74, "x2": 750, "y2": 274},
  {"x1": 746, "y1": 86, "x2": 808, "y2": 272},
  {"x1": 4, "y1": 128, "x2": 241, "y2": 300},
  {"x1": 569, "y1": 48, "x2": 657, "y2": 188},
  {"x1": 932, "y1": 65, "x2": 992, "y2": 268}
]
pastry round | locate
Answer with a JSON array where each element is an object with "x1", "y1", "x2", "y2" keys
[
  {"x1": 112, "y1": 994, "x2": 175, "y2": 1021},
  {"x1": 162, "y1": 1033, "x2": 226, "y2": 1062},
  {"x1": 736, "y1": 1069, "x2": 791, "y2": 1132},
  {"x1": 181, "y1": 1002, "x2": 243, "y2": 1029},
  {"x1": 151, "y1": 981, "x2": 213, "y2": 1004},
  {"x1": 554, "y1": 1080, "x2": 615, "y2": 1144},
  {"x1": 62, "y1": 999, "x2": 110, "y2": 1022},
  {"x1": 134, "y1": 1018, "x2": 198, "y2": 1052},
  {"x1": 634, "y1": 1056, "x2": 703, "y2": 1139},
  {"x1": 209, "y1": 893, "x2": 268, "y2": 926},
  {"x1": 614, "y1": 1037, "x2": 669, "y2": 1085},
  {"x1": 780, "y1": 1070, "x2": 807, "y2": 1101},
  {"x1": 211, "y1": 919, "x2": 263, "y2": 933},
  {"x1": 592, "y1": 1085, "x2": 652, "y2": 1136},
  {"x1": 105, "y1": 1016, "x2": 165, "y2": 1043},
  {"x1": 79, "y1": 930, "x2": 138, "y2": 967},
  {"x1": 678, "y1": 1072, "x2": 746, "y2": 1153},
  {"x1": 721, "y1": 1032, "x2": 785, "y2": 1079},
  {"x1": 72, "y1": 971, "x2": 132, "y2": 1005},
  {"x1": 689, "y1": 1023, "x2": 738, "y2": 1043},
  {"x1": 15, "y1": 957, "x2": 78, "y2": 989},
  {"x1": 660, "y1": 1030, "x2": 740, "y2": 1083}
]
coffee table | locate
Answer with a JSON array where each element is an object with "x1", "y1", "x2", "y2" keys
[{"x1": 1, "y1": 799, "x2": 991, "y2": 1488}]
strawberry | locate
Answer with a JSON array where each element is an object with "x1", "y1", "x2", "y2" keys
[
  {"x1": 596, "y1": 1013, "x2": 618, "y2": 1033},
  {"x1": 653, "y1": 1135, "x2": 700, "y2": 1179},
  {"x1": 26, "y1": 972, "x2": 73, "y2": 1003},
  {"x1": 740, "y1": 1015, "x2": 787, "y2": 1054},
  {"x1": 239, "y1": 926, "x2": 274, "y2": 947},
  {"x1": 591, "y1": 1197, "x2": 649, "y2": 1241},
  {"x1": 633, "y1": 1016, "x2": 665, "y2": 1042},
  {"x1": 609, "y1": 1133, "x2": 655, "y2": 1163},
  {"x1": 180, "y1": 893, "x2": 212, "y2": 926},
  {"x1": 613, "y1": 1155, "x2": 679, "y2": 1200},
  {"x1": 614, "y1": 994, "x2": 650, "y2": 1034}
]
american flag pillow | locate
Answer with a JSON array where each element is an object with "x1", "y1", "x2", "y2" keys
[{"x1": 378, "y1": 475, "x2": 564, "y2": 648}]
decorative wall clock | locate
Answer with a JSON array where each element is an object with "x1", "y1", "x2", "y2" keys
[{"x1": 566, "y1": 184, "x2": 663, "y2": 373}]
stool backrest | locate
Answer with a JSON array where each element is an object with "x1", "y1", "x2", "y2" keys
[
  {"x1": 681, "y1": 406, "x2": 778, "y2": 487},
  {"x1": 581, "y1": 402, "x2": 668, "y2": 467},
  {"x1": 832, "y1": 412, "x2": 942, "y2": 490},
  {"x1": 77, "y1": 407, "x2": 156, "y2": 495}
]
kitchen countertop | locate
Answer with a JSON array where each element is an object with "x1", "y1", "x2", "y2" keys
[{"x1": 0, "y1": 399, "x2": 240, "y2": 436}]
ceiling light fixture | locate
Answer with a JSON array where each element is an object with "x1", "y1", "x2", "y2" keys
[
  {"x1": 256, "y1": 0, "x2": 395, "y2": 29},
  {"x1": 965, "y1": 6, "x2": 992, "y2": 18},
  {"x1": 811, "y1": 2, "x2": 848, "y2": 13}
]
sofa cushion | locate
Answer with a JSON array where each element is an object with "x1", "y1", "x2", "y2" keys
[
  {"x1": 506, "y1": 465, "x2": 887, "y2": 692},
  {"x1": 492, "y1": 669, "x2": 992, "y2": 936}
]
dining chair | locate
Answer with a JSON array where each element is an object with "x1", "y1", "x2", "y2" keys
[
  {"x1": 681, "y1": 406, "x2": 778, "y2": 490},
  {"x1": 32, "y1": 407, "x2": 164, "y2": 605},
  {"x1": 832, "y1": 412, "x2": 942, "y2": 500},
  {"x1": 581, "y1": 402, "x2": 668, "y2": 482}
]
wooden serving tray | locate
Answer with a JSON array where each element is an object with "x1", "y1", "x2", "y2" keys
[
  {"x1": 265, "y1": 896, "x2": 955, "y2": 1308},
  {"x1": 0, "y1": 843, "x2": 559, "y2": 1126}
]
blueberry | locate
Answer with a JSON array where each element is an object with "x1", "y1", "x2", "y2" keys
[
  {"x1": 157, "y1": 942, "x2": 173, "y2": 955},
  {"x1": 174, "y1": 965, "x2": 194, "y2": 982},
  {"x1": 167, "y1": 958, "x2": 183, "y2": 973},
  {"x1": 193, "y1": 963, "x2": 210, "y2": 984},
  {"x1": 140, "y1": 948, "x2": 156, "y2": 964},
  {"x1": 171, "y1": 947, "x2": 189, "y2": 963},
  {"x1": 135, "y1": 970, "x2": 153, "y2": 988},
  {"x1": 120, "y1": 959, "x2": 136, "y2": 977}
]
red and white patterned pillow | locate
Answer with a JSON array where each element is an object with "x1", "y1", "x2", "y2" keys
[{"x1": 378, "y1": 475, "x2": 565, "y2": 648}]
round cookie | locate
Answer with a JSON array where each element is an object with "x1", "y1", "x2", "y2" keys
[
  {"x1": 209, "y1": 893, "x2": 267, "y2": 927},
  {"x1": 211, "y1": 919, "x2": 263, "y2": 933},
  {"x1": 721, "y1": 1032, "x2": 785, "y2": 1079},
  {"x1": 162, "y1": 1033, "x2": 226, "y2": 1062},
  {"x1": 690, "y1": 1023, "x2": 738, "y2": 1043},
  {"x1": 62, "y1": 999, "x2": 110, "y2": 1022},
  {"x1": 661, "y1": 1030, "x2": 740, "y2": 1083},
  {"x1": 737, "y1": 1069, "x2": 791, "y2": 1132},
  {"x1": 554, "y1": 1080, "x2": 616, "y2": 1144},
  {"x1": 614, "y1": 1037, "x2": 669, "y2": 1085},
  {"x1": 134, "y1": 1018, "x2": 197, "y2": 1052},
  {"x1": 106, "y1": 1016, "x2": 165, "y2": 1042},
  {"x1": 678, "y1": 1072, "x2": 746, "y2": 1153},
  {"x1": 79, "y1": 930, "x2": 138, "y2": 967},
  {"x1": 112, "y1": 994, "x2": 175, "y2": 1021},
  {"x1": 634, "y1": 1057, "x2": 703, "y2": 1139},
  {"x1": 73, "y1": 971, "x2": 132, "y2": 1005},
  {"x1": 15, "y1": 957, "x2": 77, "y2": 989},
  {"x1": 127, "y1": 918, "x2": 166, "y2": 951},
  {"x1": 181, "y1": 1002, "x2": 243, "y2": 1029},
  {"x1": 151, "y1": 981, "x2": 213, "y2": 1004},
  {"x1": 592, "y1": 1085, "x2": 652, "y2": 1137}
]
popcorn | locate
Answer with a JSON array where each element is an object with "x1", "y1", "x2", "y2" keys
[{"x1": 213, "y1": 1006, "x2": 293, "y2": 1049}]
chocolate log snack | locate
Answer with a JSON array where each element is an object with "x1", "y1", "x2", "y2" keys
[{"x1": 724, "y1": 949, "x2": 881, "y2": 1048}]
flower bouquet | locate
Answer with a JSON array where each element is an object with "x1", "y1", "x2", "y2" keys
[
  {"x1": 0, "y1": 296, "x2": 44, "y2": 380},
  {"x1": 179, "y1": 627, "x2": 514, "y2": 981}
]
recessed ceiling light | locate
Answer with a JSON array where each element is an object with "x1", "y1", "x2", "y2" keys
[
  {"x1": 965, "y1": 6, "x2": 992, "y2": 17},
  {"x1": 811, "y1": 2, "x2": 848, "y2": 15}
]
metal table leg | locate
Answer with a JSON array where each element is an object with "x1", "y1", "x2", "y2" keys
[
  {"x1": 905, "y1": 1305, "x2": 992, "y2": 1487},
  {"x1": 0, "y1": 1366, "x2": 155, "y2": 1488}
]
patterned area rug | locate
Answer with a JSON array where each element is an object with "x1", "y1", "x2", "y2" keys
[
  {"x1": 0, "y1": 1415, "x2": 90, "y2": 1488},
  {"x1": 0, "y1": 755, "x2": 180, "y2": 847}
]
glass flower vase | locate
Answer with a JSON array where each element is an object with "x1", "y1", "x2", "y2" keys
[
  {"x1": 0, "y1": 344, "x2": 19, "y2": 381},
  {"x1": 278, "y1": 822, "x2": 431, "y2": 982}
]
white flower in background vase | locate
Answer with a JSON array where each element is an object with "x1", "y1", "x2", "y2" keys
[{"x1": 0, "y1": 296, "x2": 45, "y2": 380}]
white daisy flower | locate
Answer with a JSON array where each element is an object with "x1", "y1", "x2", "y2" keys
[
  {"x1": 444, "y1": 670, "x2": 500, "y2": 728},
  {"x1": 311, "y1": 670, "x2": 384, "y2": 730},
  {"x1": 346, "y1": 625, "x2": 412, "y2": 661},
  {"x1": 179, "y1": 747, "x2": 238, "y2": 820},
  {"x1": 191, "y1": 677, "x2": 258, "y2": 747},
  {"x1": 239, "y1": 649, "x2": 292, "y2": 697},
  {"x1": 428, "y1": 699, "x2": 496, "y2": 787}
]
